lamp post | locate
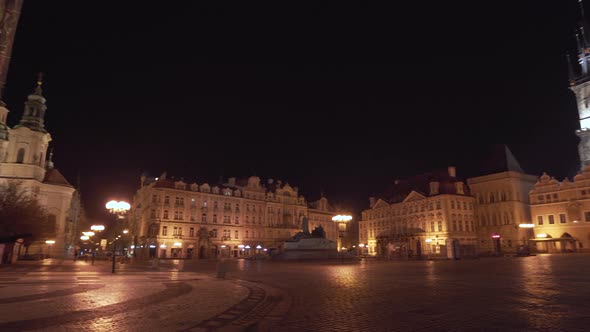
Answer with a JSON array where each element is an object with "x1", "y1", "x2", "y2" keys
[
  {"x1": 332, "y1": 214, "x2": 352, "y2": 252},
  {"x1": 45, "y1": 240, "x2": 55, "y2": 258},
  {"x1": 105, "y1": 200, "x2": 130, "y2": 273}
]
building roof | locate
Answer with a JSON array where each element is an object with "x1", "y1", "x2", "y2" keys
[
  {"x1": 43, "y1": 168, "x2": 73, "y2": 187},
  {"x1": 478, "y1": 144, "x2": 524, "y2": 175},
  {"x1": 377, "y1": 167, "x2": 469, "y2": 204}
]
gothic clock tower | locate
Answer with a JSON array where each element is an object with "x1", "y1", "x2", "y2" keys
[{"x1": 570, "y1": 0, "x2": 590, "y2": 169}]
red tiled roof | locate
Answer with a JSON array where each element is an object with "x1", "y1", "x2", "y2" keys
[{"x1": 43, "y1": 168, "x2": 73, "y2": 187}]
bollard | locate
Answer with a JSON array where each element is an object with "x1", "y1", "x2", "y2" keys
[{"x1": 216, "y1": 259, "x2": 226, "y2": 279}]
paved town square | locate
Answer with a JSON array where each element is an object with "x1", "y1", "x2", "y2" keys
[{"x1": 1, "y1": 254, "x2": 589, "y2": 331}]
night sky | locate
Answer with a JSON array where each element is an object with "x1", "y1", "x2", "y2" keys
[{"x1": 1, "y1": 1, "x2": 586, "y2": 223}]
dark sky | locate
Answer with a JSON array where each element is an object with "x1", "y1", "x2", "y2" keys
[{"x1": 2, "y1": 1, "x2": 586, "y2": 222}]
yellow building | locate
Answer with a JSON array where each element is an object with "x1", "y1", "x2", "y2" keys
[
  {"x1": 129, "y1": 174, "x2": 339, "y2": 258},
  {"x1": 359, "y1": 167, "x2": 476, "y2": 259},
  {"x1": 529, "y1": 169, "x2": 590, "y2": 253},
  {"x1": 466, "y1": 145, "x2": 537, "y2": 255}
]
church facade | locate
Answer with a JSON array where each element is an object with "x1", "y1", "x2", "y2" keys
[{"x1": 0, "y1": 79, "x2": 77, "y2": 261}]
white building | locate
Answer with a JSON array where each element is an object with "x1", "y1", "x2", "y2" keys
[
  {"x1": 360, "y1": 166, "x2": 476, "y2": 259},
  {"x1": 0, "y1": 79, "x2": 77, "y2": 261}
]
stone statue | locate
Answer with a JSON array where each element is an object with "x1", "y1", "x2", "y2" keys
[
  {"x1": 311, "y1": 225, "x2": 326, "y2": 238},
  {"x1": 301, "y1": 216, "x2": 309, "y2": 235}
]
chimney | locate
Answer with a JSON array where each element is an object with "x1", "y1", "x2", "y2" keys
[
  {"x1": 228, "y1": 177, "x2": 236, "y2": 186},
  {"x1": 369, "y1": 196, "x2": 376, "y2": 208},
  {"x1": 268, "y1": 178, "x2": 274, "y2": 185},
  {"x1": 448, "y1": 166, "x2": 456, "y2": 178},
  {"x1": 455, "y1": 181, "x2": 465, "y2": 195},
  {"x1": 429, "y1": 181, "x2": 440, "y2": 195}
]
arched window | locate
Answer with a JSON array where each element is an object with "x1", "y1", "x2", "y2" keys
[{"x1": 16, "y1": 148, "x2": 25, "y2": 163}]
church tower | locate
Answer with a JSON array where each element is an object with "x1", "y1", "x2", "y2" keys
[
  {"x1": 0, "y1": 75, "x2": 51, "y2": 182},
  {"x1": 570, "y1": 0, "x2": 590, "y2": 169}
]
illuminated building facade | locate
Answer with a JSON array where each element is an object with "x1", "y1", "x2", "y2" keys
[
  {"x1": 467, "y1": 146, "x2": 537, "y2": 255},
  {"x1": 528, "y1": 168, "x2": 590, "y2": 253},
  {"x1": 129, "y1": 174, "x2": 339, "y2": 258},
  {"x1": 359, "y1": 167, "x2": 476, "y2": 259},
  {"x1": 0, "y1": 79, "x2": 77, "y2": 260}
]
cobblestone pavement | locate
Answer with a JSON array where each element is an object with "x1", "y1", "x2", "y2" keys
[
  {"x1": 169, "y1": 253, "x2": 590, "y2": 332},
  {"x1": 0, "y1": 259, "x2": 286, "y2": 332},
  {"x1": 2, "y1": 254, "x2": 590, "y2": 331}
]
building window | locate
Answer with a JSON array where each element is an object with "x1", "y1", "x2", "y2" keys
[
  {"x1": 457, "y1": 202, "x2": 461, "y2": 210},
  {"x1": 235, "y1": 216, "x2": 240, "y2": 224},
  {"x1": 211, "y1": 229, "x2": 217, "y2": 238},
  {"x1": 202, "y1": 213, "x2": 207, "y2": 222},
  {"x1": 203, "y1": 201, "x2": 208, "y2": 208},
  {"x1": 246, "y1": 230, "x2": 249, "y2": 238},
  {"x1": 190, "y1": 212, "x2": 195, "y2": 221},
  {"x1": 585, "y1": 211, "x2": 590, "y2": 222},
  {"x1": 437, "y1": 220, "x2": 442, "y2": 232},
  {"x1": 452, "y1": 220, "x2": 457, "y2": 231},
  {"x1": 16, "y1": 148, "x2": 25, "y2": 163},
  {"x1": 537, "y1": 216, "x2": 544, "y2": 225},
  {"x1": 163, "y1": 210, "x2": 169, "y2": 219},
  {"x1": 234, "y1": 230, "x2": 239, "y2": 239},
  {"x1": 174, "y1": 211, "x2": 179, "y2": 220},
  {"x1": 463, "y1": 202, "x2": 467, "y2": 210},
  {"x1": 436, "y1": 201, "x2": 441, "y2": 209},
  {"x1": 162, "y1": 226, "x2": 168, "y2": 236},
  {"x1": 548, "y1": 215, "x2": 555, "y2": 225},
  {"x1": 559, "y1": 214, "x2": 566, "y2": 224},
  {"x1": 213, "y1": 214, "x2": 218, "y2": 223},
  {"x1": 223, "y1": 229, "x2": 231, "y2": 239},
  {"x1": 430, "y1": 222, "x2": 435, "y2": 232},
  {"x1": 246, "y1": 216, "x2": 250, "y2": 223},
  {"x1": 152, "y1": 195, "x2": 157, "y2": 203},
  {"x1": 150, "y1": 209, "x2": 156, "y2": 218},
  {"x1": 164, "y1": 196, "x2": 170, "y2": 204},
  {"x1": 191, "y1": 198, "x2": 196, "y2": 207},
  {"x1": 224, "y1": 216, "x2": 231, "y2": 224}
]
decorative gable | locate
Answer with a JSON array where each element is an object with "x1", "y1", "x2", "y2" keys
[
  {"x1": 372, "y1": 198, "x2": 390, "y2": 209},
  {"x1": 402, "y1": 190, "x2": 427, "y2": 203}
]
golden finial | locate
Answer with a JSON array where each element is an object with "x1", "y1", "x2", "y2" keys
[{"x1": 37, "y1": 72, "x2": 43, "y2": 87}]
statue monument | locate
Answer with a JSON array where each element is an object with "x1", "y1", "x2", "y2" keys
[{"x1": 273, "y1": 215, "x2": 341, "y2": 260}]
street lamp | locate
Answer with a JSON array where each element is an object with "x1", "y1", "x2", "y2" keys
[
  {"x1": 45, "y1": 240, "x2": 55, "y2": 258},
  {"x1": 332, "y1": 214, "x2": 352, "y2": 252},
  {"x1": 105, "y1": 200, "x2": 130, "y2": 273}
]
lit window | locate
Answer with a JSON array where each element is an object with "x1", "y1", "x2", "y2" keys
[{"x1": 162, "y1": 226, "x2": 168, "y2": 236}]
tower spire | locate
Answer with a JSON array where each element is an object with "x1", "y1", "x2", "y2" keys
[
  {"x1": 568, "y1": 52, "x2": 576, "y2": 85},
  {"x1": 35, "y1": 72, "x2": 43, "y2": 95},
  {"x1": 14, "y1": 74, "x2": 48, "y2": 133}
]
